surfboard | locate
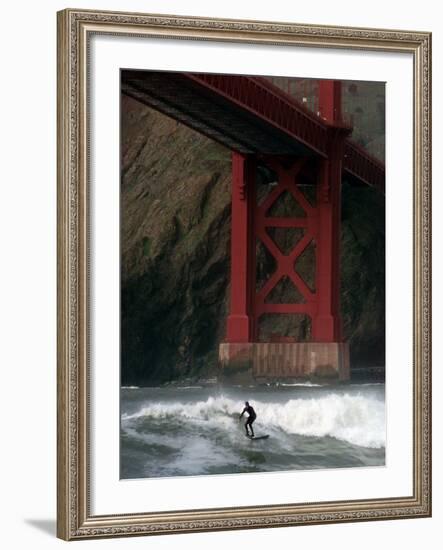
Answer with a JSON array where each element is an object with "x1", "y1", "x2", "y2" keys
[{"x1": 246, "y1": 435, "x2": 269, "y2": 441}]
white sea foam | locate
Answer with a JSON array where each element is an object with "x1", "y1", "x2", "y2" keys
[
  {"x1": 122, "y1": 392, "x2": 385, "y2": 449},
  {"x1": 278, "y1": 382, "x2": 323, "y2": 387}
]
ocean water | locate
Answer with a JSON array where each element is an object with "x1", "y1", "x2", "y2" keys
[{"x1": 120, "y1": 382, "x2": 385, "y2": 479}]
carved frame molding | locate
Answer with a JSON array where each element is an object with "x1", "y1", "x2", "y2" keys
[{"x1": 57, "y1": 8, "x2": 431, "y2": 540}]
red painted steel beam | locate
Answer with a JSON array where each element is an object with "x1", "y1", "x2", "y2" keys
[
  {"x1": 343, "y1": 141, "x2": 385, "y2": 191},
  {"x1": 312, "y1": 132, "x2": 347, "y2": 342},
  {"x1": 318, "y1": 80, "x2": 342, "y2": 123},
  {"x1": 257, "y1": 217, "x2": 308, "y2": 228},
  {"x1": 226, "y1": 152, "x2": 256, "y2": 342},
  {"x1": 123, "y1": 70, "x2": 385, "y2": 190},
  {"x1": 187, "y1": 73, "x2": 330, "y2": 157},
  {"x1": 226, "y1": 149, "x2": 348, "y2": 344},
  {"x1": 187, "y1": 73, "x2": 384, "y2": 190},
  {"x1": 258, "y1": 303, "x2": 316, "y2": 315},
  {"x1": 254, "y1": 158, "x2": 319, "y2": 336}
]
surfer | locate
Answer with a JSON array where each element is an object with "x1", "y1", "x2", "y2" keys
[{"x1": 239, "y1": 401, "x2": 256, "y2": 438}]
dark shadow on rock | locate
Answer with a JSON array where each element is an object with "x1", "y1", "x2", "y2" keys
[{"x1": 24, "y1": 519, "x2": 56, "y2": 537}]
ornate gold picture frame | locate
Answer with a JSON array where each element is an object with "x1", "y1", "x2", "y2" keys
[{"x1": 57, "y1": 8, "x2": 431, "y2": 540}]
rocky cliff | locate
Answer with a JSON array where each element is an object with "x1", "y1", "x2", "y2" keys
[{"x1": 121, "y1": 94, "x2": 385, "y2": 386}]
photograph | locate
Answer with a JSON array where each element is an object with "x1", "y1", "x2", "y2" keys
[
  {"x1": 55, "y1": 7, "x2": 431, "y2": 540},
  {"x1": 119, "y1": 70, "x2": 386, "y2": 479},
  {"x1": 1, "y1": 0, "x2": 439, "y2": 547}
]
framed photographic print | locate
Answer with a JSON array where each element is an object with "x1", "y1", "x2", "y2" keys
[{"x1": 57, "y1": 8, "x2": 431, "y2": 540}]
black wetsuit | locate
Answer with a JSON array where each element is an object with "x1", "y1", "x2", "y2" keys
[{"x1": 240, "y1": 405, "x2": 256, "y2": 437}]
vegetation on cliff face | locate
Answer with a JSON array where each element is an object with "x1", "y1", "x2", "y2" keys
[{"x1": 121, "y1": 95, "x2": 385, "y2": 386}]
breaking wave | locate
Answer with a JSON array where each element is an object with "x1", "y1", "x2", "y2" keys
[{"x1": 122, "y1": 393, "x2": 385, "y2": 449}]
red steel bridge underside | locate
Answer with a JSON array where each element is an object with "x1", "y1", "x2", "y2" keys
[
  {"x1": 122, "y1": 71, "x2": 385, "y2": 190},
  {"x1": 122, "y1": 70, "x2": 386, "y2": 380}
]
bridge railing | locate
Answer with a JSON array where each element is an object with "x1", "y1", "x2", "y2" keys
[
  {"x1": 343, "y1": 140, "x2": 385, "y2": 191},
  {"x1": 264, "y1": 76, "x2": 354, "y2": 127},
  {"x1": 188, "y1": 73, "x2": 330, "y2": 157},
  {"x1": 189, "y1": 73, "x2": 385, "y2": 190},
  {"x1": 265, "y1": 76, "x2": 319, "y2": 113}
]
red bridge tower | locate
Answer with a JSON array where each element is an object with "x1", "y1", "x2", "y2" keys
[{"x1": 219, "y1": 81, "x2": 351, "y2": 381}]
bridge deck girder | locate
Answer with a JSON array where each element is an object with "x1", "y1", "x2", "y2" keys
[{"x1": 121, "y1": 70, "x2": 385, "y2": 191}]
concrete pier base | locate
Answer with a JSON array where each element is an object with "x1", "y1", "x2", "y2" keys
[{"x1": 219, "y1": 342, "x2": 350, "y2": 382}]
